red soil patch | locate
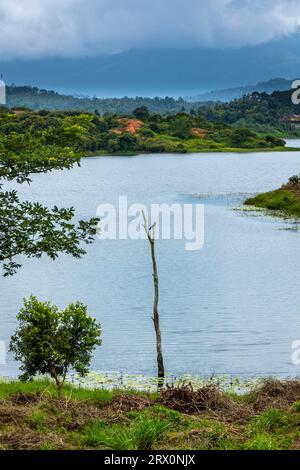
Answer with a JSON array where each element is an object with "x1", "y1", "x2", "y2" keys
[
  {"x1": 125, "y1": 119, "x2": 143, "y2": 134},
  {"x1": 191, "y1": 128, "x2": 209, "y2": 138},
  {"x1": 112, "y1": 119, "x2": 143, "y2": 135},
  {"x1": 12, "y1": 110, "x2": 27, "y2": 116}
]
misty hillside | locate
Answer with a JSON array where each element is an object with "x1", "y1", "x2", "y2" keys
[
  {"x1": 185, "y1": 78, "x2": 294, "y2": 103},
  {"x1": 5, "y1": 78, "x2": 296, "y2": 116},
  {"x1": 3, "y1": 85, "x2": 299, "y2": 136},
  {"x1": 6, "y1": 86, "x2": 195, "y2": 115}
]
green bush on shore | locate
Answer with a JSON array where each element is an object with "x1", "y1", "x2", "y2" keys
[{"x1": 245, "y1": 189, "x2": 300, "y2": 218}]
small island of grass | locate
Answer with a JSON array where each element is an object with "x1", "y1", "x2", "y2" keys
[{"x1": 245, "y1": 175, "x2": 300, "y2": 218}]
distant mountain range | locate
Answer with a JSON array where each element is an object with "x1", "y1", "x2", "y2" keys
[
  {"x1": 5, "y1": 78, "x2": 295, "y2": 115},
  {"x1": 185, "y1": 78, "x2": 294, "y2": 103},
  {"x1": 0, "y1": 32, "x2": 300, "y2": 97}
]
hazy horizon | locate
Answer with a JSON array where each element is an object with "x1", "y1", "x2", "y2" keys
[{"x1": 0, "y1": 1, "x2": 299, "y2": 98}]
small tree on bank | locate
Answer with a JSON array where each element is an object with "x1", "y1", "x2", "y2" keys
[{"x1": 10, "y1": 296, "x2": 102, "y2": 396}]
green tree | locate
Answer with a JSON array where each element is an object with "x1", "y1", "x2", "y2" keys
[
  {"x1": 169, "y1": 115, "x2": 193, "y2": 139},
  {"x1": 0, "y1": 132, "x2": 99, "y2": 276},
  {"x1": 229, "y1": 128, "x2": 256, "y2": 147},
  {"x1": 10, "y1": 296, "x2": 102, "y2": 396},
  {"x1": 118, "y1": 132, "x2": 137, "y2": 151},
  {"x1": 133, "y1": 106, "x2": 150, "y2": 121}
]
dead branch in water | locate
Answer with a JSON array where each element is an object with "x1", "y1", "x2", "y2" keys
[{"x1": 142, "y1": 211, "x2": 165, "y2": 390}]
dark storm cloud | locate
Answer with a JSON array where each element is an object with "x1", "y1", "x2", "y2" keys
[{"x1": 0, "y1": 0, "x2": 299, "y2": 59}]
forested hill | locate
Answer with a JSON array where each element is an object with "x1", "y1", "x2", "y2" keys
[
  {"x1": 0, "y1": 107, "x2": 286, "y2": 155},
  {"x1": 6, "y1": 86, "x2": 194, "y2": 115},
  {"x1": 185, "y1": 78, "x2": 293, "y2": 103},
  {"x1": 5, "y1": 86, "x2": 299, "y2": 135},
  {"x1": 199, "y1": 89, "x2": 299, "y2": 135}
]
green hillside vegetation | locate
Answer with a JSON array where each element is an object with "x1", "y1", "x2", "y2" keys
[
  {"x1": 5, "y1": 85, "x2": 300, "y2": 137},
  {"x1": 6, "y1": 86, "x2": 192, "y2": 115},
  {"x1": 200, "y1": 89, "x2": 299, "y2": 136},
  {"x1": 185, "y1": 78, "x2": 293, "y2": 103},
  {"x1": 245, "y1": 175, "x2": 300, "y2": 217},
  {"x1": 0, "y1": 107, "x2": 286, "y2": 155},
  {"x1": 7, "y1": 86, "x2": 299, "y2": 135}
]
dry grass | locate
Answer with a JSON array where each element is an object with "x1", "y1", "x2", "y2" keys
[
  {"x1": 108, "y1": 394, "x2": 152, "y2": 413},
  {"x1": 1, "y1": 379, "x2": 300, "y2": 450},
  {"x1": 251, "y1": 378, "x2": 300, "y2": 412},
  {"x1": 158, "y1": 383, "x2": 252, "y2": 423}
]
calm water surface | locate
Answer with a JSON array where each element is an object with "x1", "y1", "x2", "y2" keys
[{"x1": 1, "y1": 141, "x2": 300, "y2": 378}]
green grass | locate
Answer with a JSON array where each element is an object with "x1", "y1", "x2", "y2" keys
[
  {"x1": 1, "y1": 380, "x2": 300, "y2": 450},
  {"x1": 245, "y1": 189, "x2": 300, "y2": 218},
  {"x1": 0, "y1": 379, "x2": 115, "y2": 404},
  {"x1": 291, "y1": 400, "x2": 300, "y2": 412},
  {"x1": 250, "y1": 408, "x2": 288, "y2": 433},
  {"x1": 27, "y1": 410, "x2": 48, "y2": 432},
  {"x1": 81, "y1": 416, "x2": 170, "y2": 450},
  {"x1": 243, "y1": 433, "x2": 292, "y2": 450},
  {"x1": 193, "y1": 419, "x2": 239, "y2": 450}
]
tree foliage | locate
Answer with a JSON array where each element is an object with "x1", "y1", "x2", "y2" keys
[
  {"x1": 0, "y1": 128, "x2": 99, "y2": 276},
  {"x1": 10, "y1": 296, "x2": 102, "y2": 394},
  {"x1": 6, "y1": 85, "x2": 298, "y2": 136}
]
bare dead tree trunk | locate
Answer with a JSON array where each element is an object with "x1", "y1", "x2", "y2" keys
[{"x1": 142, "y1": 211, "x2": 165, "y2": 390}]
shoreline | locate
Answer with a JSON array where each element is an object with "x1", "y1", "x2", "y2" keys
[
  {"x1": 245, "y1": 180, "x2": 300, "y2": 219},
  {"x1": 1, "y1": 372, "x2": 297, "y2": 394},
  {"x1": 85, "y1": 145, "x2": 300, "y2": 158}
]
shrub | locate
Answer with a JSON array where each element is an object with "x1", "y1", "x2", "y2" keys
[{"x1": 10, "y1": 296, "x2": 101, "y2": 396}]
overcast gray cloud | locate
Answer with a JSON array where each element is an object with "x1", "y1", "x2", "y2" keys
[{"x1": 0, "y1": 0, "x2": 299, "y2": 60}]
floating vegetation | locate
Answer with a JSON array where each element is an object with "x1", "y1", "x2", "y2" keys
[
  {"x1": 233, "y1": 205, "x2": 265, "y2": 213},
  {"x1": 279, "y1": 225, "x2": 300, "y2": 232},
  {"x1": 234, "y1": 204, "x2": 300, "y2": 229},
  {"x1": 65, "y1": 371, "x2": 262, "y2": 395}
]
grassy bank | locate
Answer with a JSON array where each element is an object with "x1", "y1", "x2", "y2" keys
[
  {"x1": 1, "y1": 379, "x2": 300, "y2": 450},
  {"x1": 245, "y1": 177, "x2": 300, "y2": 218}
]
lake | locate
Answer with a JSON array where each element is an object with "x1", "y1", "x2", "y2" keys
[{"x1": 1, "y1": 141, "x2": 300, "y2": 379}]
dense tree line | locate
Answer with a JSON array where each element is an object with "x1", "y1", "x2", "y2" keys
[
  {"x1": 6, "y1": 86, "x2": 191, "y2": 115},
  {"x1": 0, "y1": 107, "x2": 285, "y2": 156},
  {"x1": 0, "y1": 107, "x2": 99, "y2": 276},
  {"x1": 6, "y1": 86, "x2": 299, "y2": 136},
  {"x1": 199, "y1": 90, "x2": 298, "y2": 135}
]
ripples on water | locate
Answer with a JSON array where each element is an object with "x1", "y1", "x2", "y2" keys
[{"x1": 1, "y1": 143, "x2": 300, "y2": 379}]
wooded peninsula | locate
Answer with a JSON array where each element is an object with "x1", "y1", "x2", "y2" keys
[{"x1": 0, "y1": 105, "x2": 287, "y2": 156}]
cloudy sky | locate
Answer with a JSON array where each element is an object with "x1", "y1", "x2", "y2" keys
[{"x1": 0, "y1": 0, "x2": 300, "y2": 60}]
